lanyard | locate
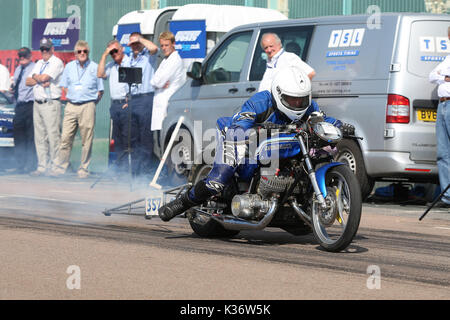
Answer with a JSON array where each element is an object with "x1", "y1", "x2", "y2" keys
[
  {"x1": 39, "y1": 62, "x2": 49, "y2": 74},
  {"x1": 77, "y1": 61, "x2": 88, "y2": 82}
]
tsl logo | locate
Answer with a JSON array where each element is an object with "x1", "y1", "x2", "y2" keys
[
  {"x1": 420, "y1": 37, "x2": 450, "y2": 53},
  {"x1": 328, "y1": 29, "x2": 365, "y2": 48}
]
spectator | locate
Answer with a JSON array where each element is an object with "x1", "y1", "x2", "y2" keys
[
  {"x1": 150, "y1": 31, "x2": 186, "y2": 132},
  {"x1": 11, "y1": 47, "x2": 36, "y2": 174},
  {"x1": 258, "y1": 33, "x2": 315, "y2": 92},
  {"x1": 0, "y1": 62, "x2": 11, "y2": 92},
  {"x1": 26, "y1": 38, "x2": 64, "y2": 176},
  {"x1": 126, "y1": 32, "x2": 159, "y2": 177},
  {"x1": 429, "y1": 26, "x2": 450, "y2": 209},
  {"x1": 98, "y1": 39, "x2": 130, "y2": 174},
  {"x1": 50, "y1": 40, "x2": 104, "y2": 179}
]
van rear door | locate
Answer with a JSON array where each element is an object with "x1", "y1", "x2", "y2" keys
[{"x1": 393, "y1": 18, "x2": 450, "y2": 163}]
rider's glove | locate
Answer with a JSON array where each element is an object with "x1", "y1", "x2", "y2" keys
[{"x1": 341, "y1": 123, "x2": 355, "y2": 137}]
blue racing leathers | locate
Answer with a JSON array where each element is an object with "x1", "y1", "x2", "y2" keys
[{"x1": 188, "y1": 90, "x2": 342, "y2": 202}]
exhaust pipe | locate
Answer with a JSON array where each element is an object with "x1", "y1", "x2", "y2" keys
[
  {"x1": 290, "y1": 199, "x2": 312, "y2": 228},
  {"x1": 197, "y1": 200, "x2": 278, "y2": 231}
]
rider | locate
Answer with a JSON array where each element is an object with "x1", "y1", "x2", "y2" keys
[{"x1": 158, "y1": 67, "x2": 355, "y2": 222}]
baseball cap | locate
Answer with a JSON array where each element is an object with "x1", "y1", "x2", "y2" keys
[
  {"x1": 18, "y1": 47, "x2": 31, "y2": 58},
  {"x1": 39, "y1": 38, "x2": 53, "y2": 49}
]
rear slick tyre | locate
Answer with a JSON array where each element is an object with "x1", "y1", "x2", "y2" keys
[{"x1": 187, "y1": 164, "x2": 240, "y2": 238}]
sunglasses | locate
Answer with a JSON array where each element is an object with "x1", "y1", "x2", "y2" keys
[
  {"x1": 77, "y1": 49, "x2": 89, "y2": 54},
  {"x1": 40, "y1": 47, "x2": 50, "y2": 52},
  {"x1": 18, "y1": 53, "x2": 29, "y2": 59},
  {"x1": 109, "y1": 48, "x2": 119, "y2": 56}
]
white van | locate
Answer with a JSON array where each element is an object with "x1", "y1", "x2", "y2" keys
[{"x1": 160, "y1": 13, "x2": 450, "y2": 199}]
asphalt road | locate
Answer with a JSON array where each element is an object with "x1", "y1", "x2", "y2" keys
[{"x1": 0, "y1": 173, "x2": 449, "y2": 300}]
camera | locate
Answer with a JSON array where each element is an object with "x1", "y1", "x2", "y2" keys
[{"x1": 118, "y1": 67, "x2": 142, "y2": 84}]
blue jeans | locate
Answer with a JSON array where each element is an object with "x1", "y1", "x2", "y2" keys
[{"x1": 436, "y1": 100, "x2": 450, "y2": 204}]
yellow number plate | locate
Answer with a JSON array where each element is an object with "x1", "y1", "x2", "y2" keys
[{"x1": 417, "y1": 109, "x2": 437, "y2": 122}]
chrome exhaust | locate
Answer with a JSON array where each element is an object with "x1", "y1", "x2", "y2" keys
[
  {"x1": 195, "y1": 200, "x2": 278, "y2": 231},
  {"x1": 290, "y1": 199, "x2": 312, "y2": 228}
]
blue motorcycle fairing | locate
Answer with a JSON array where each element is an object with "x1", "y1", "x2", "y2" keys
[{"x1": 315, "y1": 162, "x2": 345, "y2": 198}]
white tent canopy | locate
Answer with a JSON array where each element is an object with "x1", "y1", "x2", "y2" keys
[
  {"x1": 112, "y1": 7, "x2": 179, "y2": 36},
  {"x1": 113, "y1": 4, "x2": 287, "y2": 36},
  {"x1": 171, "y1": 4, "x2": 287, "y2": 33}
]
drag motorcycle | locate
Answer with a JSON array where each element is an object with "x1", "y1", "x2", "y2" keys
[{"x1": 167, "y1": 112, "x2": 362, "y2": 252}]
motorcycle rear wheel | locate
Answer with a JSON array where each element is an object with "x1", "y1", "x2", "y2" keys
[
  {"x1": 311, "y1": 165, "x2": 362, "y2": 252},
  {"x1": 187, "y1": 164, "x2": 240, "y2": 238}
]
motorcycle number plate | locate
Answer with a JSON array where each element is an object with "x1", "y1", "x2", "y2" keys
[{"x1": 146, "y1": 192, "x2": 164, "y2": 217}]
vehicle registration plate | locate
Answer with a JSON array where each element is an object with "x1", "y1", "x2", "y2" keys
[{"x1": 417, "y1": 109, "x2": 437, "y2": 122}]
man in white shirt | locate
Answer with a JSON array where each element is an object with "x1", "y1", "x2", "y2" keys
[
  {"x1": 429, "y1": 26, "x2": 450, "y2": 208},
  {"x1": 150, "y1": 31, "x2": 186, "y2": 132},
  {"x1": 258, "y1": 33, "x2": 315, "y2": 92},
  {"x1": 26, "y1": 38, "x2": 64, "y2": 176},
  {"x1": 0, "y1": 63, "x2": 11, "y2": 92}
]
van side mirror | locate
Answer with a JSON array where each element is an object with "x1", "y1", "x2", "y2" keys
[{"x1": 187, "y1": 61, "x2": 202, "y2": 80}]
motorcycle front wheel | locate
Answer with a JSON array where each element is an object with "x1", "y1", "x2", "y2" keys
[{"x1": 311, "y1": 165, "x2": 362, "y2": 252}]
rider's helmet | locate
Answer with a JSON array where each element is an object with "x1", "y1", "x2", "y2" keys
[{"x1": 271, "y1": 66, "x2": 311, "y2": 121}]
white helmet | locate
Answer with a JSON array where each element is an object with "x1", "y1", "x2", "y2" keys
[{"x1": 271, "y1": 66, "x2": 312, "y2": 121}]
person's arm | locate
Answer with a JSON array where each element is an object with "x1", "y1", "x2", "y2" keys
[
  {"x1": 26, "y1": 63, "x2": 40, "y2": 87},
  {"x1": 95, "y1": 90, "x2": 104, "y2": 104},
  {"x1": 429, "y1": 57, "x2": 449, "y2": 85},
  {"x1": 138, "y1": 37, "x2": 159, "y2": 55},
  {"x1": 307, "y1": 70, "x2": 316, "y2": 80},
  {"x1": 26, "y1": 75, "x2": 38, "y2": 87},
  {"x1": 97, "y1": 47, "x2": 111, "y2": 79},
  {"x1": 151, "y1": 56, "x2": 180, "y2": 89}
]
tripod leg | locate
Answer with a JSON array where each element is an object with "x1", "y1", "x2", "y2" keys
[
  {"x1": 90, "y1": 150, "x2": 130, "y2": 189},
  {"x1": 419, "y1": 184, "x2": 450, "y2": 221}
]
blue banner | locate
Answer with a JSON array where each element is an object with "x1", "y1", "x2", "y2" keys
[
  {"x1": 32, "y1": 18, "x2": 80, "y2": 51},
  {"x1": 170, "y1": 20, "x2": 206, "y2": 59}
]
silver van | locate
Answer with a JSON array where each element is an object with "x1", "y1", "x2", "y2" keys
[{"x1": 160, "y1": 13, "x2": 450, "y2": 199}]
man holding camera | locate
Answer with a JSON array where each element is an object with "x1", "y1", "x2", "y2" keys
[
  {"x1": 125, "y1": 32, "x2": 159, "y2": 177},
  {"x1": 98, "y1": 39, "x2": 131, "y2": 174},
  {"x1": 98, "y1": 34, "x2": 159, "y2": 177}
]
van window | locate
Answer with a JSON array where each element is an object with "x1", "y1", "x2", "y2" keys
[
  {"x1": 408, "y1": 21, "x2": 450, "y2": 78},
  {"x1": 249, "y1": 26, "x2": 314, "y2": 81},
  {"x1": 204, "y1": 31, "x2": 252, "y2": 84}
]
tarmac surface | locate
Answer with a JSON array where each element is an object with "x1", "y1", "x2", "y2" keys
[{"x1": 0, "y1": 171, "x2": 449, "y2": 300}]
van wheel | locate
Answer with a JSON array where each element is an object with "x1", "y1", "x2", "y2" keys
[
  {"x1": 335, "y1": 139, "x2": 374, "y2": 200},
  {"x1": 165, "y1": 128, "x2": 194, "y2": 177},
  {"x1": 187, "y1": 164, "x2": 240, "y2": 238}
]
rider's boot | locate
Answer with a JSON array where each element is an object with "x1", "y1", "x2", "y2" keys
[
  {"x1": 158, "y1": 180, "x2": 218, "y2": 222},
  {"x1": 158, "y1": 190, "x2": 199, "y2": 222}
]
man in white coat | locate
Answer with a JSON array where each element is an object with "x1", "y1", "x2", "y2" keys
[{"x1": 150, "y1": 31, "x2": 186, "y2": 132}]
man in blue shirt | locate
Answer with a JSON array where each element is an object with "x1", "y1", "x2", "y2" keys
[
  {"x1": 50, "y1": 40, "x2": 104, "y2": 178},
  {"x1": 126, "y1": 32, "x2": 159, "y2": 177},
  {"x1": 98, "y1": 39, "x2": 131, "y2": 174},
  {"x1": 11, "y1": 47, "x2": 36, "y2": 173}
]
